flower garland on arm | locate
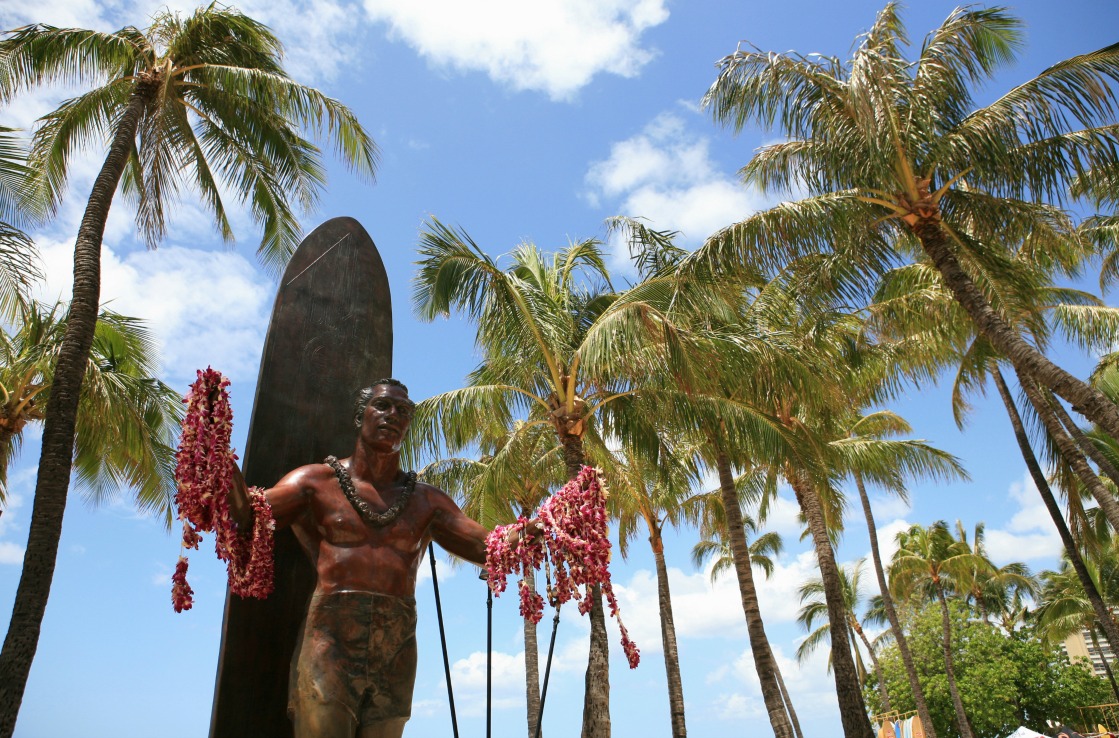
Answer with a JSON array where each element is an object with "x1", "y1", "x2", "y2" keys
[
  {"x1": 171, "y1": 368, "x2": 276, "y2": 612},
  {"x1": 484, "y1": 465, "x2": 639, "y2": 668}
]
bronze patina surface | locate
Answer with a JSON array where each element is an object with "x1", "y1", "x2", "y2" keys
[{"x1": 210, "y1": 217, "x2": 393, "y2": 738}]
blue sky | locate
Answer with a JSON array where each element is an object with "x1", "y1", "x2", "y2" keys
[{"x1": 0, "y1": 1, "x2": 1117, "y2": 736}]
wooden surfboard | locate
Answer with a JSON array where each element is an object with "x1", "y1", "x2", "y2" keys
[
  {"x1": 208, "y1": 217, "x2": 393, "y2": 738},
  {"x1": 911, "y1": 715, "x2": 925, "y2": 738}
]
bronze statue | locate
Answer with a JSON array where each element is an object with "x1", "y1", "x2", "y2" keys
[{"x1": 230, "y1": 378, "x2": 498, "y2": 738}]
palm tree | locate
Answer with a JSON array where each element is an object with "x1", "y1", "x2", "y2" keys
[
  {"x1": 1035, "y1": 552, "x2": 1119, "y2": 702},
  {"x1": 611, "y1": 438, "x2": 702, "y2": 738},
  {"x1": 700, "y1": 3, "x2": 1119, "y2": 442},
  {"x1": 951, "y1": 521, "x2": 1038, "y2": 625},
  {"x1": 987, "y1": 364, "x2": 1119, "y2": 653},
  {"x1": 411, "y1": 221, "x2": 716, "y2": 737},
  {"x1": 0, "y1": 126, "x2": 43, "y2": 320},
  {"x1": 690, "y1": 492, "x2": 802, "y2": 738},
  {"x1": 617, "y1": 218, "x2": 820, "y2": 738},
  {"x1": 796, "y1": 560, "x2": 891, "y2": 713},
  {"x1": 0, "y1": 301, "x2": 181, "y2": 514},
  {"x1": 753, "y1": 290, "x2": 909, "y2": 738},
  {"x1": 835, "y1": 411, "x2": 967, "y2": 738},
  {"x1": 890, "y1": 521, "x2": 990, "y2": 738},
  {"x1": 0, "y1": 8, "x2": 377, "y2": 733}
]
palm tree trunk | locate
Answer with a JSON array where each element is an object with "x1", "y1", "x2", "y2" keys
[
  {"x1": 850, "y1": 616, "x2": 891, "y2": 713},
  {"x1": 934, "y1": 584, "x2": 974, "y2": 738},
  {"x1": 1051, "y1": 399, "x2": 1119, "y2": 490},
  {"x1": 649, "y1": 526, "x2": 687, "y2": 738},
  {"x1": 1088, "y1": 625, "x2": 1119, "y2": 704},
  {"x1": 0, "y1": 85, "x2": 151, "y2": 738},
  {"x1": 854, "y1": 471, "x2": 938, "y2": 738},
  {"x1": 850, "y1": 624, "x2": 868, "y2": 686},
  {"x1": 581, "y1": 582, "x2": 610, "y2": 738},
  {"x1": 523, "y1": 565, "x2": 542, "y2": 738},
  {"x1": 916, "y1": 220, "x2": 1119, "y2": 441},
  {"x1": 992, "y1": 367, "x2": 1119, "y2": 651},
  {"x1": 787, "y1": 472, "x2": 873, "y2": 738},
  {"x1": 1019, "y1": 377, "x2": 1119, "y2": 535},
  {"x1": 772, "y1": 658, "x2": 804, "y2": 738},
  {"x1": 557, "y1": 430, "x2": 610, "y2": 738},
  {"x1": 715, "y1": 452, "x2": 795, "y2": 738}
]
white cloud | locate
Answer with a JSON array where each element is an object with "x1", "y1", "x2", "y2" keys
[
  {"x1": 452, "y1": 649, "x2": 525, "y2": 692},
  {"x1": 984, "y1": 470, "x2": 1063, "y2": 564},
  {"x1": 362, "y1": 0, "x2": 669, "y2": 100},
  {"x1": 602, "y1": 549, "x2": 823, "y2": 658},
  {"x1": 0, "y1": 541, "x2": 25, "y2": 565},
  {"x1": 584, "y1": 112, "x2": 764, "y2": 268},
  {"x1": 33, "y1": 238, "x2": 271, "y2": 386},
  {"x1": 873, "y1": 518, "x2": 913, "y2": 568},
  {"x1": 709, "y1": 642, "x2": 838, "y2": 724},
  {"x1": 757, "y1": 492, "x2": 803, "y2": 539},
  {"x1": 713, "y1": 691, "x2": 754, "y2": 719},
  {"x1": 0, "y1": 459, "x2": 36, "y2": 565},
  {"x1": 869, "y1": 493, "x2": 912, "y2": 523}
]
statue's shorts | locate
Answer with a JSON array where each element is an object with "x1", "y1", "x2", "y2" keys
[{"x1": 289, "y1": 591, "x2": 418, "y2": 726}]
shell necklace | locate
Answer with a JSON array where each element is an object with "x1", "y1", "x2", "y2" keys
[{"x1": 324, "y1": 455, "x2": 415, "y2": 527}]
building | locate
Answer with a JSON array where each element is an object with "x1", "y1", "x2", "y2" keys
[{"x1": 1063, "y1": 627, "x2": 1117, "y2": 677}]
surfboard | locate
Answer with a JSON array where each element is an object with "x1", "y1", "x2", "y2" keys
[
  {"x1": 911, "y1": 714, "x2": 925, "y2": 738},
  {"x1": 208, "y1": 217, "x2": 393, "y2": 738}
]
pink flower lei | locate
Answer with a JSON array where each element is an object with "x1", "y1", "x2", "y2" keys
[
  {"x1": 171, "y1": 368, "x2": 275, "y2": 612},
  {"x1": 485, "y1": 466, "x2": 639, "y2": 669}
]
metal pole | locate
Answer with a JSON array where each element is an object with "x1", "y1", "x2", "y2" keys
[
  {"x1": 534, "y1": 606, "x2": 562, "y2": 738},
  {"x1": 429, "y1": 542, "x2": 459, "y2": 738},
  {"x1": 486, "y1": 582, "x2": 493, "y2": 738}
]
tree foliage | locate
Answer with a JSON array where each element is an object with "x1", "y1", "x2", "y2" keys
[{"x1": 866, "y1": 601, "x2": 1110, "y2": 738}]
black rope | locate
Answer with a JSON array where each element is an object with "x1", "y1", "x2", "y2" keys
[
  {"x1": 534, "y1": 605, "x2": 562, "y2": 738},
  {"x1": 429, "y1": 542, "x2": 459, "y2": 738},
  {"x1": 486, "y1": 580, "x2": 493, "y2": 738}
]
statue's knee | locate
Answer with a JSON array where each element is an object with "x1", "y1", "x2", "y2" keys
[{"x1": 293, "y1": 701, "x2": 357, "y2": 738}]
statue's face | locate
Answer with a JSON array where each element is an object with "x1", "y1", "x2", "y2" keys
[{"x1": 360, "y1": 384, "x2": 415, "y2": 452}]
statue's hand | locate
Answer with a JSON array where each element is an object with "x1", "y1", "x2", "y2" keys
[{"x1": 522, "y1": 518, "x2": 545, "y2": 543}]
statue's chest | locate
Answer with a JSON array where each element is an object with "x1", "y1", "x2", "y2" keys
[{"x1": 314, "y1": 488, "x2": 426, "y2": 549}]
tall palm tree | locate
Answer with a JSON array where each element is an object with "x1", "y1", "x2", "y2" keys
[
  {"x1": 0, "y1": 8, "x2": 377, "y2": 733},
  {"x1": 0, "y1": 301, "x2": 181, "y2": 515},
  {"x1": 611, "y1": 437, "x2": 702, "y2": 738},
  {"x1": 700, "y1": 3, "x2": 1119, "y2": 441},
  {"x1": 835, "y1": 411, "x2": 967, "y2": 738},
  {"x1": 755, "y1": 289, "x2": 911, "y2": 738},
  {"x1": 867, "y1": 236, "x2": 1119, "y2": 655},
  {"x1": 988, "y1": 364, "x2": 1119, "y2": 652},
  {"x1": 611, "y1": 215, "x2": 808, "y2": 738},
  {"x1": 690, "y1": 491, "x2": 802, "y2": 738},
  {"x1": 411, "y1": 222, "x2": 717, "y2": 737},
  {"x1": 796, "y1": 560, "x2": 890, "y2": 713},
  {"x1": 890, "y1": 521, "x2": 990, "y2": 738}
]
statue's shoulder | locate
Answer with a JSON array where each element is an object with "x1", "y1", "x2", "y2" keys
[
  {"x1": 413, "y1": 478, "x2": 462, "y2": 510},
  {"x1": 276, "y1": 461, "x2": 335, "y2": 491}
]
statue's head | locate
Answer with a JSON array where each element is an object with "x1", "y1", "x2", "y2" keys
[
  {"x1": 353, "y1": 379, "x2": 414, "y2": 453},
  {"x1": 353, "y1": 379, "x2": 413, "y2": 429}
]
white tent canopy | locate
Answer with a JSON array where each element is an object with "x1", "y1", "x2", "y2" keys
[{"x1": 1003, "y1": 727, "x2": 1048, "y2": 738}]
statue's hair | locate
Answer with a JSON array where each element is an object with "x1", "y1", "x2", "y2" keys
[{"x1": 353, "y1": 378, "x2": 410, "y2": 428}]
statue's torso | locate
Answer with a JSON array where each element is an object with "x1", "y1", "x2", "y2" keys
[{"x1": 284, "y1": 463, "x2": 435, "y2": 598}]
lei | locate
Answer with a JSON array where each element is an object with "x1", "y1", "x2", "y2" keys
[
  {"x1": 485, "y1": 466, "x2": 639, "y2": 669},
  {"x1": 171, "y1": 368, "x2": 275, "y2": 612}
]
